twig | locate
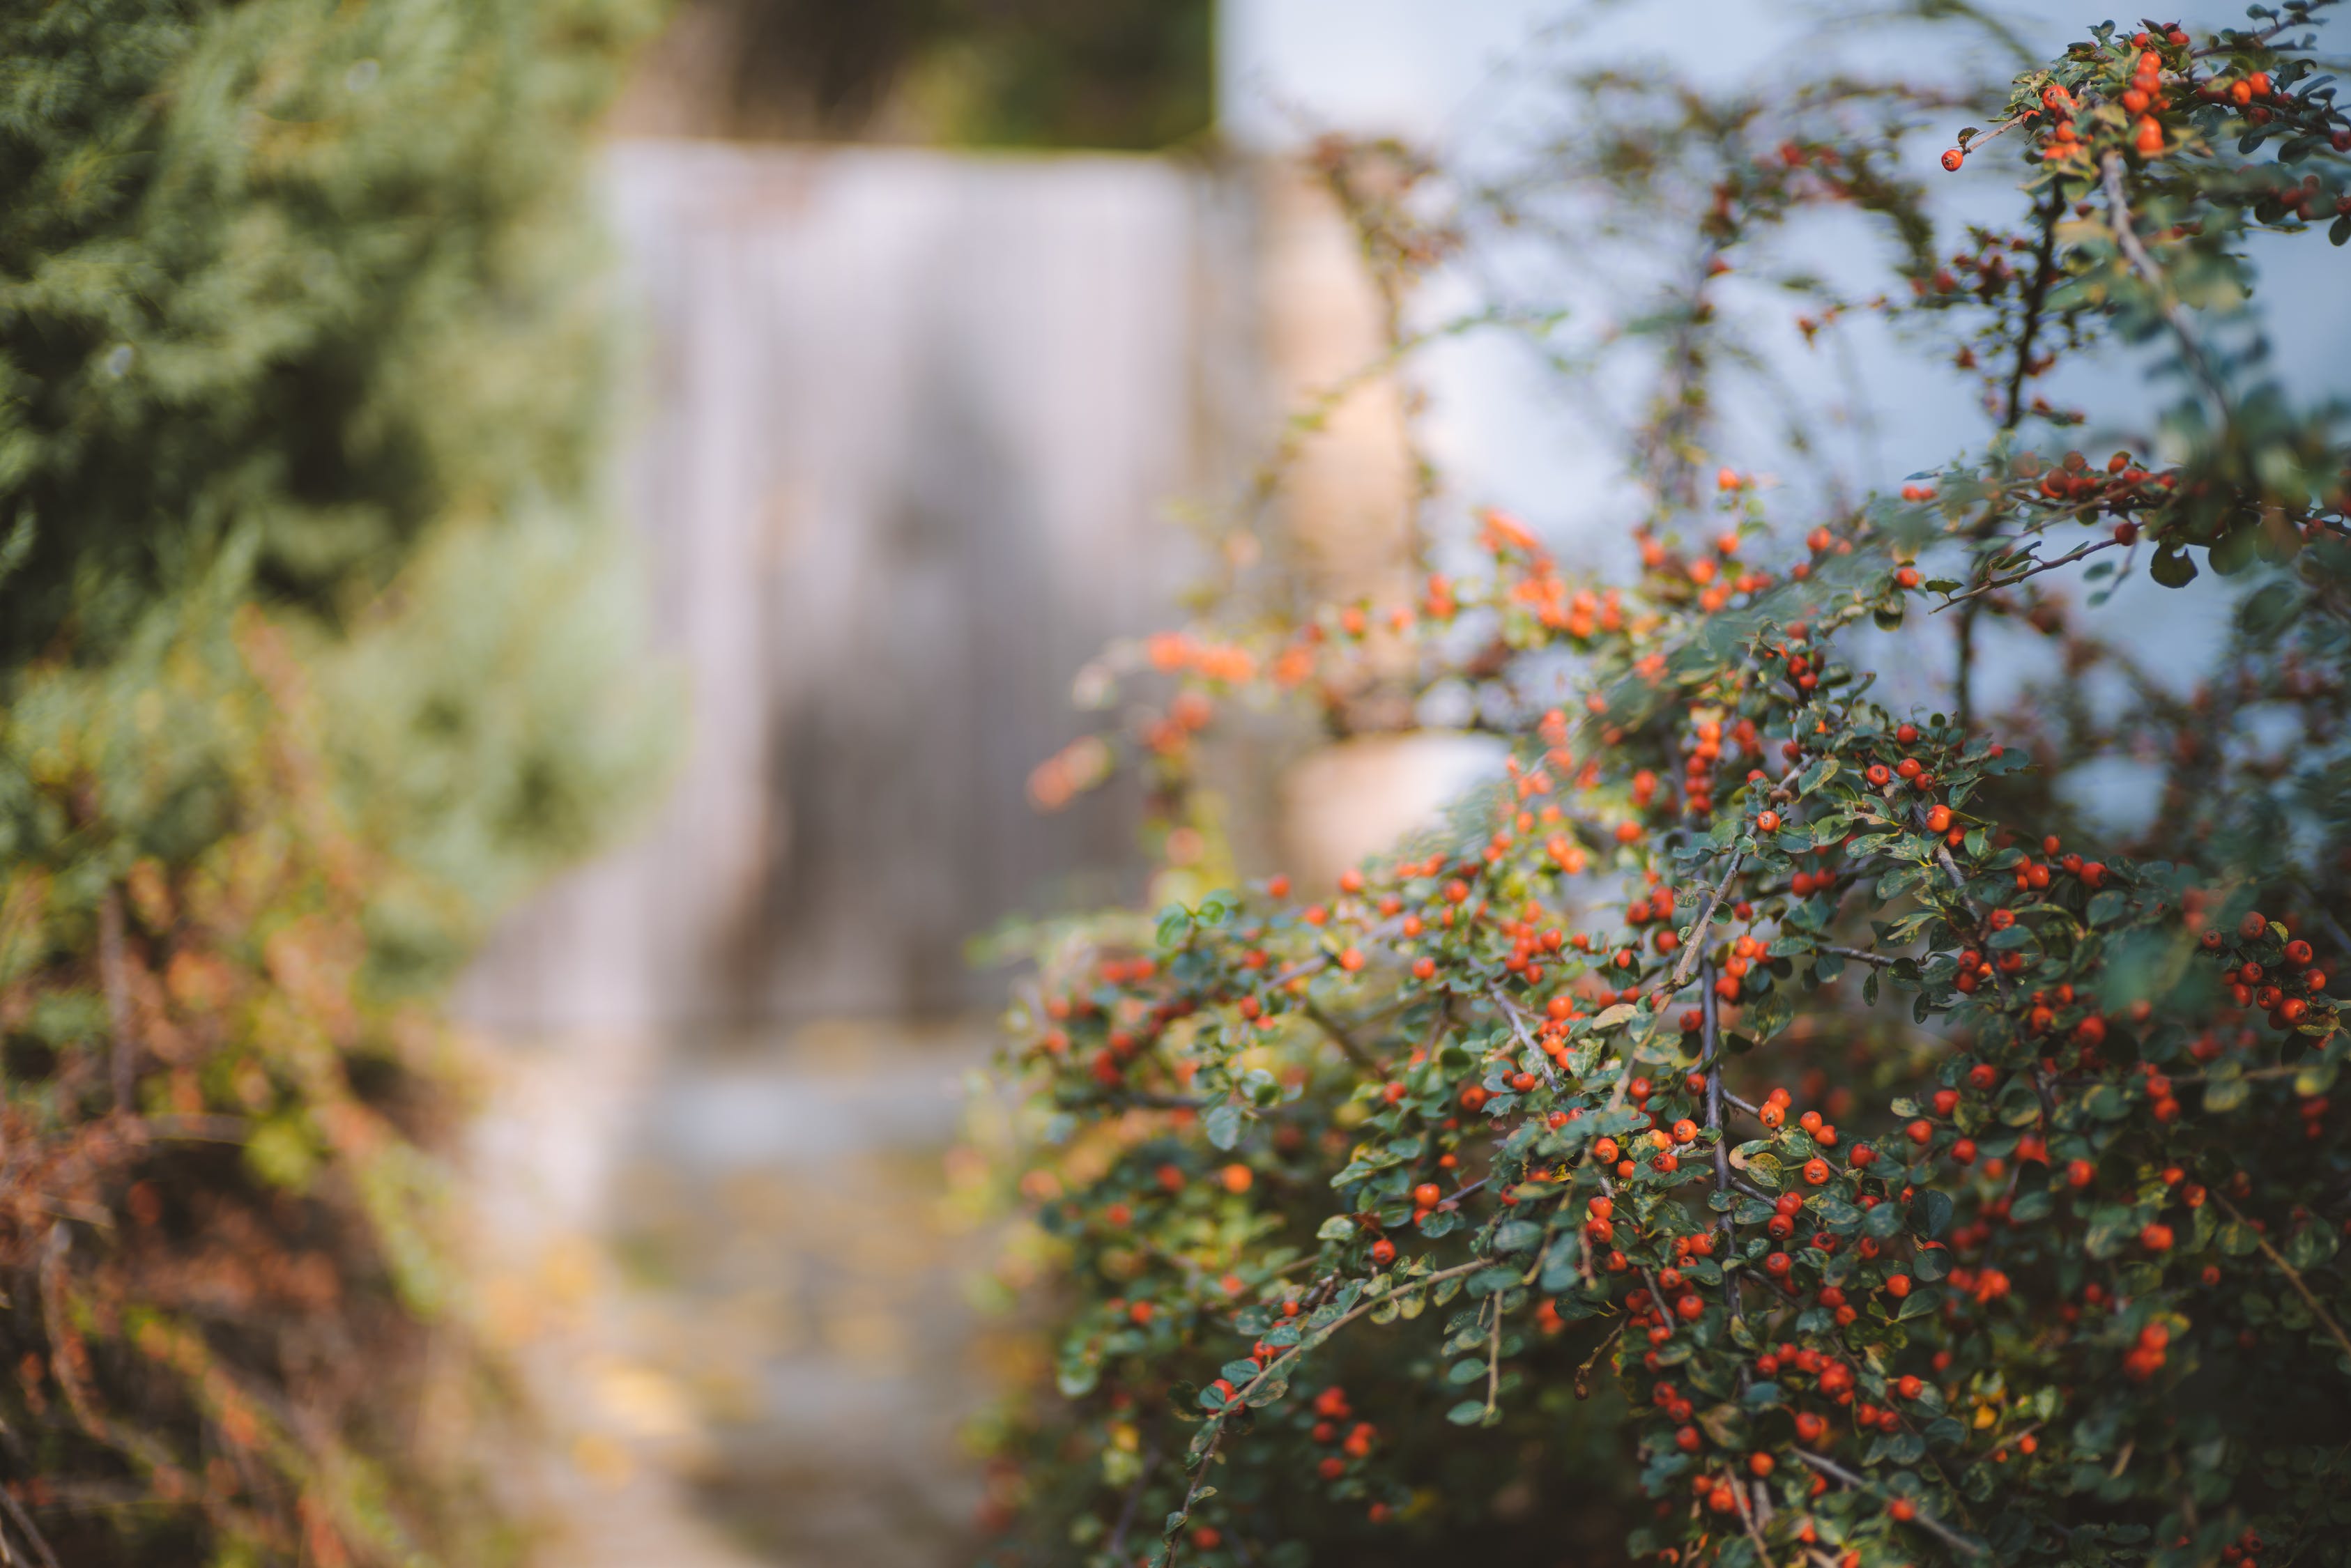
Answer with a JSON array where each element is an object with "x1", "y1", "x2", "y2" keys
[
  {"x1": 1933, "y1": 537, "x2": 2122, "y2": 612},
  {"x1": 1302, "y1": 1000, "x2": 1377, "y2": 1073},
  {"x1": 1071, "y1": 1089, "x2": 1212, "y2": 1112},
  {"x1": 1702, "y1": 960, "x2": 1738, "y2": 1314},
  {"x1": 2000, "y1": 182, "x2": 2069, "y2": 431},
  {"x1": 1919, "y1": 813, "x2": 2019, "y2": 1004},
  {"x1": 1666, "y1": 852, "x2": 1747, "y2": 994},
  {"x1": 1821, "y1": 943, "x2": 1899, "y2": 969},
  {"x1": 2288, "y1": 877, "x2": 2351, "y2": 962},
  {"x1": 1955, "y1": 183, "x2": 2071, "y2": 726},
  {"x1": 2100, "y1": 151, "x2": 2233, "y2": 419},
  {"x1": 2269, "y1": 1437, "x2": 2351, "y2": 1568},
  {"x1": 1487, "y1": 988, "x2": 1545, "y2": 1062},
  {"x1": 141, "y1": 1114, "x2": 252, "y2": 1143},
  {"x1": 1574, "y1": 1319, "x2": 1625, "y2": 1400},
  {"x1": 1174, "y1": 1259, "x2": 1490, "y2": 1527},
  {"x1": 2212, "y1": 1192, "x2": 2351, "y2": 1368},
  {"x1": 1483, "y1": 1297, "x2": 1503, "y2": 1419},
  {"x1": 1791, "y1": 1448, "x2": 1986, "y2": 1558},
  {"x1": 98, "y1": 889, "x2": 137, "y2": 1115},
  {"x1": 0, "y1": 1482, "x2": 56, "y2": 1568},
  {"x1": 1104, "y1": 1440, "x2": 1163, "y2": 1560},
  {"x1": 2158, "y1": 1063, "x2": 2310, "y2": 1086},
  {"x1": 1730, "y1": 1464, "x2": 1778, "y2": 1566},
  {"x1": 2189, "y1": 14, "x2": 2315, "y2": 57}
]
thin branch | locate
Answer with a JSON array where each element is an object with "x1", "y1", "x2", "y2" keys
[
  {"x1": 1821, "y1": 943, "x2": 1899, "y2": 969},
  {"x1": 2000, "y1": 183, "x2": 2069, "y2": 432},
  {"x1": 1104, "y1": 1440, "x2": 1163, "y2": 1561},
  {"x1": 1933, "y1": 537, "x2": 2122, "y2": 612},
  {"x1": 1791, "y1": 1449, "x2": 1986, "y2": 1558},
  {"x1": 2100, "y1": 151, "x2": 2233, "y2": 419},
  {"x1": 1301, "y1": 1000, "x2": 1377, "y2": 1073},
  {"x1": 1483, "y1": 1296, "x2": 1503, "y2": 1419},
  {"x1": 1067, "y1": 1089, "x2": 1212, "y2": 1112},
  {"x1": 1574, "y1": 1319, "x2": 1626, "y2": 1400},
  {"x1": 1666, "y1": 851, "x2": 1747, "y2": 993},
  {"x1": 2288, "y1": 878, "x2": 2351, "y2": 960},
  {"x1": 1702, "y1": 960, "x2": 1738, "y2": 1314},
  {"x1": 1174, "y1": 1259, "x2": 1490, "y2": 1531},
  {"x1": 1956, "y1": 181, "x2": 2068, "y2": 728},
  {"x1": 1730, "y1": 1463, "x2": 1778, "y2": 1567},
  {"x1": 0, "y1": 1484, "x2": 56, "y2": 1568},
  {"x1": 2212, "y1": 1192, "x2": 2351, "y2": 1368},
  {"x1": 141, "y1": 1114, "x2": 252, "y2": 1143},
  {"x1": 98, "y1": 889, "x2": 137, "y2": 1115}
]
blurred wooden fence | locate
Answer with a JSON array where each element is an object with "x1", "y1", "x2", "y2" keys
[{"x1": 455, "y1": 141, "x2": 1262, "y2": 1040}]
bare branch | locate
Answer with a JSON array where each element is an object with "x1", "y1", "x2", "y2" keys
[
  {"x1": 1666, "y1": 850, "x2": 1747, "y2": 994},
  {"x1": 2100, "y1": 151, "x2": 2233, "y2": 418},
  {"x1": 1932, "y1": 536, "x2": 2123, "y2": 612},
  {"x1": 98, "y1": 889, "x2": 137, "y2": 1115},
  {"x1": 1302, "y1": 999, "x2": 1377, "y2": 1073},
  {"x1": 1791, "y1": 1449, "x2": 1986, "y2": 1558},
  {"x1": 2212, "y1": 1191, "x2": 2351, "y2": 1368}
]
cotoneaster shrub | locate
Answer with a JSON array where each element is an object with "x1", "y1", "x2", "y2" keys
[{"x1": 979, "y1": 8, "x2": 2351, "y2": 1568}]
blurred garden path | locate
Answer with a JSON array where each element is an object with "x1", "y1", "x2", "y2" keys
[
  {"x1": 468, "y1": 1022, "x2": 1004, "y2": 1568},
  {"x1": 455, "y1": 140, "x2": 1258, "y2": 1566}
]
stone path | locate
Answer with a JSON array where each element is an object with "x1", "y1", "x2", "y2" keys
[{"x1": 468, "y1": 1017, "x2": 1009, "y2": 1568}]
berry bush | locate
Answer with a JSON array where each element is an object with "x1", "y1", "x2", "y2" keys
[{"x1": 982, "y1": 8, "x2": 2351, "y2": 1568}]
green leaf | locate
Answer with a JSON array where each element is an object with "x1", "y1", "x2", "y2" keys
[
  {"x1": 2085, "y1": 1207, "x2": 2135, "y2": 1259},
  {"x1": 1494, "y1": 1220, "x2": 1545, "y2": 1254},
  {"x1": 1447, "y1": 1399, "x2": 1488, "y2": 1426},
  {"x1": 2083, "y1": 1084, "x2": 2133, "y2": 1121},
  {"x1": 2210, "y1": 525, "x2": 2259, "y2": 577},
  {"x1": 1745, "y1": 990, "x2": 1793, "y2": 1043},
  {"x1": 1204, "y1": 1103, "x2": 1244, "y2": 1150},
  {"x1": 1465, "y1": 1266, "x2": 1522, "y2": 1297},
  {"x1": 2150, "y1": 545, "x2": 2199, "y2": 588},
  {"x1": 2285, "y1": 1223, "x2": 2338, "y2": 1270}
]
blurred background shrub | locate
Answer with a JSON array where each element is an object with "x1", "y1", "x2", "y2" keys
[{"x1": 0, "y1": 0, "x2": 666, "y2": 1561}]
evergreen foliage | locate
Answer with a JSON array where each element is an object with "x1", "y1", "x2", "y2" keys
[{"x1": 0, "y1": 1, "x2": 663, "y2": 1561}]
